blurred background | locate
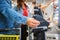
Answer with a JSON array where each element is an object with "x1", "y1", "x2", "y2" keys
[
  {"x1": 11, "y1": 0, "x2": 60, "y2": 40},
  {"x1": 0, "y1": 0, "x2": 60, "y2": 40}
]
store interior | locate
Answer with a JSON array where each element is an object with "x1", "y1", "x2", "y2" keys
[{"x1": 0, "y1": 0, "x2": 60, "y2": 40}]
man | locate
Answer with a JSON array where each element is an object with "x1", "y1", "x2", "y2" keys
[{"x1": 0, "y1": 0, "x2": 40, "y2": 34}]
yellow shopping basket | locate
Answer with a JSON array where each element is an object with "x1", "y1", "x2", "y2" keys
[{"x1": 0, "y1": 34, "x2": 20, "y2": 40}]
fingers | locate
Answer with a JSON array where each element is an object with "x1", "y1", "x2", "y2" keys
[
  {"x1": 32, "y1": 19, "x2": 40, "y2": 24},
  {"x1": 31, "y1": 18, "x2": 40, "y2": 24},
  {"x1": 27, "y1": 18, "x2": 40, "y2": 28},
  {"x1": 29, "y1": 23, "x2": 37, "y2": 28}
]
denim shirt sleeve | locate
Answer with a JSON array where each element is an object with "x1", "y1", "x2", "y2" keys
[
  {"x1": 2, "y1": 8, "x2": 27, "y2": 25},
  {"x1": 13, "y1": 6, "x2": 23, "y2": 15}
]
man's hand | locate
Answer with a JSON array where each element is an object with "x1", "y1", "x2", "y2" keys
[{"x1": 27, "y1": 18, "x2": 40, "y2": 28}]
